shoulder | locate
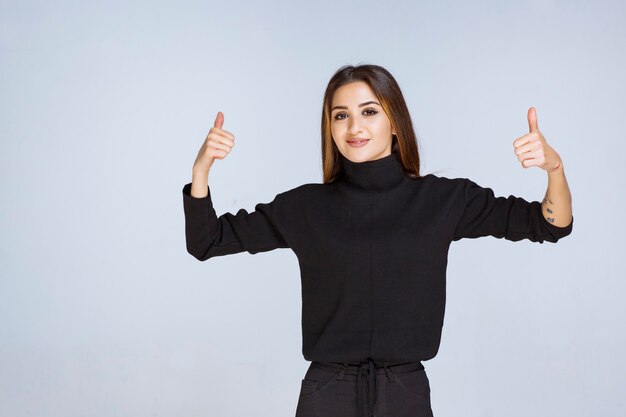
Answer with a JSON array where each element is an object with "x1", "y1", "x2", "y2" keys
[
  {"x1": 275, "y1": 182, "x2": 329, "y2": 203},
  {"x1": 411, "y1": 173, "x2": 473, "y2": 204},
  {"x1": 421, "y1": 172, "x2": 477, "y2": 187},
  {"x1": 412, "y1": 172, "x2": 464, "y2": 188},
  {"x1": 280, "y1": 182, "x2": 326, "y2": 195}
]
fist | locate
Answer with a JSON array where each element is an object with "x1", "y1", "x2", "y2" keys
[
  {"x1": 513, "y1": 107, "x2": 562, "y2": 173},
  {"x1": 193, "y1": 111, "x2": 236, "y2": 173}
]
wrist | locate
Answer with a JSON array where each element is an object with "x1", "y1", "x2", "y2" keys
[
  {"x1": 192, "y1": 168, "x2": 210, "y2": 178},
  {"x1": 547, "y1": 161, "x2": 564, "y2": 176}
]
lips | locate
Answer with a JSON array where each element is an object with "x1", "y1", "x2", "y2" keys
[{"x1": 346, "y1": 138, "x2": 370, "y2": 148}]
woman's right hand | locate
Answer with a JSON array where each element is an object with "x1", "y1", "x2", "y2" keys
[{"x1": 192, "y1": 111, "x2": 236, "y2": 174}]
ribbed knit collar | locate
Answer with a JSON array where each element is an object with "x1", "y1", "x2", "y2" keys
[{"x1": 339, "y1": 151, "x2": 406, "y2": 191}]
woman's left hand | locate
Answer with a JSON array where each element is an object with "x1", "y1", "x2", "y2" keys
[{"x1": 513, "y1": 107, "x2": 562, "y2": 173}]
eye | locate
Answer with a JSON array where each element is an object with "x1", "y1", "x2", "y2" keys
[{"x1": 333, "y1": 108, "x2": 378, "y2": 120}]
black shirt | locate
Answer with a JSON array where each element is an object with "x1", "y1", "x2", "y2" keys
[{"x1": 182, "y1": 151, "x2": 573, "y2": 363}]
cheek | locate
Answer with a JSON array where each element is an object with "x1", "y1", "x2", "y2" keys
[
  {"x1": 372, "y1": 120, "x2": 391, "y2": 137},
  {"x1": 330, "y1": 124, "x2": 344, "y2": 140}
]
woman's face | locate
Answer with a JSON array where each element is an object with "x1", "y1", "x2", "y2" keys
[{"x1": 330, "y1": 81, "x2": 396, "y2": 163}]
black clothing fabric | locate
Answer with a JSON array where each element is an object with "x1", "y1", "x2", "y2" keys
[
  {"x1": 182, "y1": 151, "x2": 573, "y2": 365},
  {"x1": 295, "y1": 359, "x2": 433, "y2": 417}
]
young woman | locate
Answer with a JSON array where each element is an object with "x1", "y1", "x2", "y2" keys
[{"x1": 182, "y1": 64, "x2": 574, "y2": 417}]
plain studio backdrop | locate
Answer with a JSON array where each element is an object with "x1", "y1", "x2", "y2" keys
[{"x1": 1, "y1": 0, "x2": 624, "y2": 416}]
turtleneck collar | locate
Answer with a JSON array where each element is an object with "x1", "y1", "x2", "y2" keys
[{"x1": 338, "y1": 151, "x2": 406, "y2": 191}]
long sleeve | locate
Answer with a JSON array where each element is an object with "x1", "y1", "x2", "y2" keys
[
  {"x1": 452, "y1": 178, "x2": 573, "y2": 243},
  {"x1": 182, "y1": 183, "x2": 289, "y2": 261}
]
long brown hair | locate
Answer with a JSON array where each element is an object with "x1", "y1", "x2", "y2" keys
[{"x1": 321, "y1": 64, "x2": 423, "y2": 184}]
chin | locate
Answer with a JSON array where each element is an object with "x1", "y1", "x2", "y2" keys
[
  {"x1": 341, "y1": 149, "x2": 370, "y2": 161},
  {"x1": 346, "y1": 148, "x2": 389, "y2": 162}
]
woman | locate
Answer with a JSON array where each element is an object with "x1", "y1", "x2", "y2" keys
[{"x1": 182, "y1": 64, "x2": 574, "y2": 417}]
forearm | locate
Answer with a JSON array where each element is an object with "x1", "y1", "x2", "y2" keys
[
  {"x1": 542, "y1": 163, "x2": 573, "y2": 227},
  {"x1": 190, "y1": 169, "x2": 210, "y2": 199}
]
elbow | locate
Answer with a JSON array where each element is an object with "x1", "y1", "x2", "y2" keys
[
  {"x1": 553, "y1": 216, "x2": 574, "y2": 243},
  {"x1": 546, "y1": 228, "x2": 573, "y2": 244},
  {"x1": 186, "y1": 248, "x2": 206, "y2": 262},
  {"x1": 536, "y1": 213, "x2": 573, "y2": 244},
  {"x1": 185, "y1": 228, "x2": 219, "y2": 261},
  {"x1": 187, "y1": 250, "x2": 208, "y2": 261},
  {"x1": 185, "y1": 241, "x2": 213, "y2": 262}
]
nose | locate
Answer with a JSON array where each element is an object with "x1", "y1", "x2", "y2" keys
[{"x1": 348, "y1": 119, "x2": 363, "y2": 135}]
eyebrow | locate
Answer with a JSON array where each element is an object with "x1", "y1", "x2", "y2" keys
[{"x1": 331, "y1": 101, "x2": 381, "y2": 112}]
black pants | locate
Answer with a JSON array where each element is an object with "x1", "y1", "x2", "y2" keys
[{"x1": 295, "y1": 359, "x2": 434, "y2": 417}]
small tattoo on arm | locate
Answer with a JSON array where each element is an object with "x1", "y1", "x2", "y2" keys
[{"x1": 542, "y1": 197, "x2": 556, "y2": 223}]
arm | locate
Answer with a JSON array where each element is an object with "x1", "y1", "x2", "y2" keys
[
  {"x1": 515, "y1": 106, "x2": 573, "y2": 230},
  {"x1": 183, "y1": 112, "x2": 289, "y2": 261},
  {"x1": 541, "y1": 163, "x2": 573, "y2": 228},
  {"x1": 189, "y1": 168, "x2": 210, "y2": 198},
  {"x1": 452, "y1": 107, "x2": 574, "y2": 243},
  {"x1": 452, "y1": 177, "x2": 574, "y2": 243},
  {"x1": 182, "y1": 177, "x2": 289, "y2": 261}
]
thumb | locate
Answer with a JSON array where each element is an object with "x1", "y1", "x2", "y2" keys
[
  {"x1": 213, "y1": 111, "x2": 224, "y2": 130},
  {"x1": 527, "y1": 107, "x2": 539, "y2": 133}
]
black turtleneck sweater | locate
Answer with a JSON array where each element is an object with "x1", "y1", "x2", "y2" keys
[{"x1": 182, "y1": 151, "x2": 573, "y2": 363}]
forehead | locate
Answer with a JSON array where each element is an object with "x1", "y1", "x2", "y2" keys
[{"x1": 332, "y1": 81, "x2": 376, "y2": 105}]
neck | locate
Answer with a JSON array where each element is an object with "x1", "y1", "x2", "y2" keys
[{"x1": 339, "y1": 151, "x2": 406, "y2": 191}]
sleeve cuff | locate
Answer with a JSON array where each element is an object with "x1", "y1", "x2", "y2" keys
[
  {"x1": 182, "y1": 182, "x2": 215, "y2": 220},
  {"x1": 182, "y1": 182, "x2": 211, "y2": 200}
]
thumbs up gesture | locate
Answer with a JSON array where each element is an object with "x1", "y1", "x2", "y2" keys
[
  {"x1": 193, "y1": 111, "x2": 236, "y2": 174},
  {"x1": 513, "y1": 107, "x2": 562, "y2": 173}
]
